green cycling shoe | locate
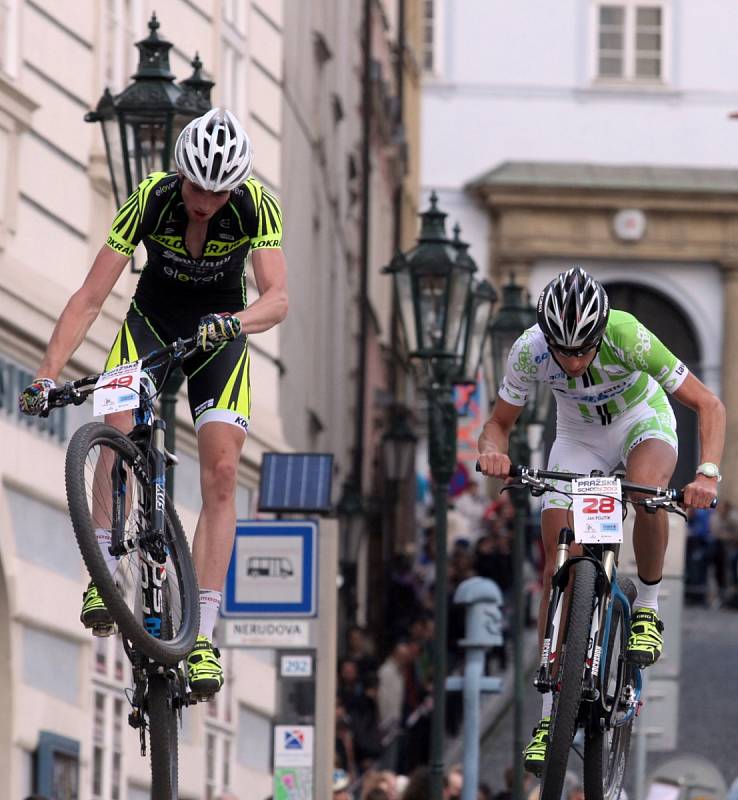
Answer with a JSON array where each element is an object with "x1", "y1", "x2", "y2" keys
[
  {"x1": 523, "y1": 716, "x2": 551, "y2": 777},
  {"x1": 187, "y1": 635, "x2": 224, "y2": 698},
  {"x1": 626, "y1": 607, "x2": 664, "y2": 667},
  {"x1": 80, "y1": 583, "x2": 115, "y2": 637}
]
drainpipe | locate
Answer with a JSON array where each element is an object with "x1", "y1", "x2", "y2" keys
[{"x1": 352, "y1": 0, "x2": 372, "y2": 496}]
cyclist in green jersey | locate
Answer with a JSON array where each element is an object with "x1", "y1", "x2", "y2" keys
[
  {"x1": 18, "y1": 108, "x2": 288, "y2": 697},
  {"x1": 477, "y1": 267, "x2": 724, "y2": 774}
]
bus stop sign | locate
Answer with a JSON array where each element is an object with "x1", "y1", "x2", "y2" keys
[{"x1": 222, "y1": 520, "x2": 318, "y2": 617}]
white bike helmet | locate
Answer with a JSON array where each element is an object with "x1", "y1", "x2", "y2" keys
[
  {"x1": 537, "y1": 266, "x2": 609, "y2": 349},
  {"x1": 174, "y1": 108, "x2": 253, "y2": 192}
]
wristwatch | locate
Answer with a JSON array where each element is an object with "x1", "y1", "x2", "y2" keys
[{"x1": 696, "y1": 462, "x2": 722, "y2": 482}]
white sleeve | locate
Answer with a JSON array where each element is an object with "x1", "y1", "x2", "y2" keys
[{"x1": 496, "y1": 331, "x2": 539, "y2": 407}]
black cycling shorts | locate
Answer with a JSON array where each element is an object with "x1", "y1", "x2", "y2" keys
[{"x1": 104, "y1": 301, "x2": 250, "y2": 434}]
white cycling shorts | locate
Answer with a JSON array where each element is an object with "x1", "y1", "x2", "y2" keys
[{"x1": 543, "y1": 393, "x2": 678, "y2": 511}]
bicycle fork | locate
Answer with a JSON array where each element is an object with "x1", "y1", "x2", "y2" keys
[{"x1": 535, "y1": 532, "x2": 617, "y2": 699}]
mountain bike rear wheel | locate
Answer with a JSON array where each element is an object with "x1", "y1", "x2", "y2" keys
[
  {"x1": 148, "y1": 674, "x2": 179, "y2": 800},
  {"x1": 541, "y1": 559, "x2": 598, "y2": 800},
  {"x1": 66, "y1": 422, "x2": 199, "y2": 663},
  {"x1": 583, "y1": 578, "x2": 637, "y2": 800}
]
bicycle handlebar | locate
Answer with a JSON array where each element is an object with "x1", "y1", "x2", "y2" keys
[
  {"x1": 46, "y1": 336, "x2": 198, "y2": 411},
  {"x1": 475, "y1": 461, "x2": 718, "y2": 509}
]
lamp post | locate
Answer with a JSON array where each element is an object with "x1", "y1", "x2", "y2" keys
[
  {"x1": 384, "y1": 193, "x2": 495, "y2": 800},
  {"x1": 85, "y1": 13, "x2": 213, "y2": 498},
  {"x1": 489, "y1": 274, "x2": 545, "y2": 800}
]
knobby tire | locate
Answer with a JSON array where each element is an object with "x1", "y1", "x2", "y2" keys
[
  {"x1": 148, "y1": 674, "x2": 179, "y2": 800},
  {"x1": 66, "y1": 422, "x2": 199, "y2": 663},
  {"x1": 583, "y1": 577, "x2": 637, "y2": 800},
  {"x1": 541, "y1": 559, "x2": 598, "y2": 800}
]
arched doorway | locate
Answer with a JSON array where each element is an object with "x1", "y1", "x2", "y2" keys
[{"x1": 605, "y1": 282, "x2": 700, "y2": 491}]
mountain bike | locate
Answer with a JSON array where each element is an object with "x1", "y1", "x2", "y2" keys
[
  {"x1": 45, "y1": 336, "x2": 201, "y2": 800},
  {"x1": 494, "y1": 465, "x2": 711, "y2": 800}
]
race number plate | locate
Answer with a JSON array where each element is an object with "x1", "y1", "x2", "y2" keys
[
  {"x1": 572, "y1": 476, "x2": 623, "y2": 544},
  {"x1": 93, "y1": 361, "x2": 142, "y2": 416}
]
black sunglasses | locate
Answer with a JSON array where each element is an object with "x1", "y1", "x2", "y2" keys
[{"x1": 548, "y1": 341, "x2": 600, "y2": 358}]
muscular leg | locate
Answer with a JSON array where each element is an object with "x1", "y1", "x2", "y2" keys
[
  {"x1": 192, "y1": 421, "x2": 246, "y2": 591},
  {"x1": 625, "y1": 439, "x2": 677, "y2": 584}
]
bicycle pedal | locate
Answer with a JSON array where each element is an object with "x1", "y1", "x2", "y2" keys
[
  {"x1": 189, "y1": 692, "x2": 216, "y2": 704},
  {"x1": 91, "y1": 623, "x2": 117, "y2": 638}
]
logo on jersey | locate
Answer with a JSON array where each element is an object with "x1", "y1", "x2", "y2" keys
[
  {"x1": 162, "y1": 265, "x2": 225, "y2": 284},
  {"x1": 203, "y1": 239, "x2": 247, "y2": 256},
  {"x1": 252, "y1": 239, "x2": 281, "y2": 249}
]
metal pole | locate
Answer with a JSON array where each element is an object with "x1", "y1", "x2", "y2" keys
[
  {"x1": 159, "y1": 367, "x2": 185, "y2": 499},
  {"x1": 427, "y1": 368, "x2": 458, "y2": 800},
  {"x1": 509, "y1": 426, "x2": 530, "y2": 800},
  {"x1": 460, "y1": 649, "x2": 484, "y2": 800},
  {"x1": 314, "y1": 518, "x2": 339, "y2": 800}
]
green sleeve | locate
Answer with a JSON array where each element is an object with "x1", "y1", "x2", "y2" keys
[{"x1": 609, "y1": 310, "x2": 688, "y2": 394}]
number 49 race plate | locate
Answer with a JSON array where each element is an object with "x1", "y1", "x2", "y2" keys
[
  {"x1": 571, "y1": 476, "x2": 623, "y2": 544},
  {"x1": 93, "y1": 361, "x2": 142, "y2": 416}
]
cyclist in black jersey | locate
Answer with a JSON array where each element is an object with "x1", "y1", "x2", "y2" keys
[{"x1": 19, "y1": 108, "x2": 288, "y2": 697}]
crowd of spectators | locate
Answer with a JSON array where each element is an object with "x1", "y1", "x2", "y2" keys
[
  {"x1": 685, "y1": 501, "x2": 738, "y2": 607},
  {"x1": 333, "y1": 478, "x2": 543, "y2": 799}
]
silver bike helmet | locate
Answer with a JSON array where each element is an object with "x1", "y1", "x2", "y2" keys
[
  {"x1": 174, "y1": 108, "x2": 253, "y2": 191},
  {"x1": 537, "y1": 266, "x2": 609, "y2": 349}
]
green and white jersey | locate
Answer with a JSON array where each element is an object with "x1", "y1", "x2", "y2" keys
[{"x1": 498, "y1": 310, "x2": 688, "y2": 426}]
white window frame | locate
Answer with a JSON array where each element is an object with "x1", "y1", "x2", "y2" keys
[
  {"x1": 422, "y1": 0, "x2": 444, "y2": 79},
  {"x1": 590, "y1": 0, "x2": 671, "y2": 85},
  {"x1": 204, "y1": 645, "x2": 236, "y2": 799},
  {"x1": 219, "y1": 0, "x2": 248, "y2": 120},
  {"x1": 0, "y1": 0, "x2": 20, "y2": 78},
  {"x1": 91, "y1": 637, "x2": 128, "y2": 800},
  {"x1": 99, "y1": 0, "x2": 143, "y2": 93}
]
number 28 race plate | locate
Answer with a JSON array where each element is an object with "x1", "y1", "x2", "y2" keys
[
  {"x1": 571, "y1": 476, "x2": 623, "y2": 544},
  {"x1": 93, "y1": 361, "x2": 142, "y2": 416}
]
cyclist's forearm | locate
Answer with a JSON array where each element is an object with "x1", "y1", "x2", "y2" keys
[
  {"x1": 697, "y1": 394, "x2": 726, "y2": 465},
  {"x1": 234, "y1": 288, "x2": 288, "y2": 334},
  {"x1": 478, "y1": 417, "x2": 511, "y2": 455},
  {"x1": 37, "y1": 293, "x2": 100, "y2": 380}
]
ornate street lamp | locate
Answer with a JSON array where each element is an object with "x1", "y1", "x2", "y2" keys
[
  {"x1": 384, "y1": 193, "x2": 488, "y2": 800},
  {"x1": 84, "y1": 13, "x2": 213, "y2": 498},
  {"x1": 451, "y1": 226, "x2": 498, "y2": 386},
  {"x1": 85, "y1": 13, "x2": 213, "y2": 208},
  {"x1": 489, "y1": 273, "x2": 548, "y2": 800}
]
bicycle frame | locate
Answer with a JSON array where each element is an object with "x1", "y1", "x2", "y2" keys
[{"x1": 535, "y1": 530, "x2": 642, "y2": 729}]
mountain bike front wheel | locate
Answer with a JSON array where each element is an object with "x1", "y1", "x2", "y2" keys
[
  {"x1": 66, "y1": 422, "x2": 199, "y2": 663},
  {"x1": 584, "y1": 577, "x2": 637, "y2": 800},
  {"x1": 541, "y1": 559, "x2": 598, "y2": 800},
  {"x1": 148, "y1": 674, "x2": 179, "y2": 800}
]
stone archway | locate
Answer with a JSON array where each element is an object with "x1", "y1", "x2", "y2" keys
[{"x1": 605, "y1": 282, "x2": 700, "y2": 490}]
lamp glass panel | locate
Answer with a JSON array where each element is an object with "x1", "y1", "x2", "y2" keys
[
  {"x1": 101, "y1": 116, "x2": 127, "y2": 206},
  {"x1": 383, "y1": 435, "x2": 415, "y2": 482},
  {"x1": 491, "y1": 328, "x2": 520, "y2": 388},
  {"x1": 417, "y1": 272, "x2": 449, "y2": 352},
  {"x1": 464, "y1": 296, "x2": 493, "y2": 382},
  {"x1": 122, "y1": 115, "x2": 170, "y2": 187},
  {"x1": 395, "y1": 270, "x2": 418, "y2": 353},
  {"x1": 445, "y1": 269, "x2": 472, "y2": 354}
]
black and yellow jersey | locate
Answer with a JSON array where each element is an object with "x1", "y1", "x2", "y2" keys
[{"x1": 106, "y1": 172, "x2": 283, "y2": 333}]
